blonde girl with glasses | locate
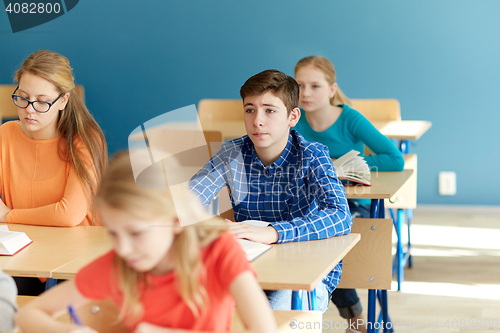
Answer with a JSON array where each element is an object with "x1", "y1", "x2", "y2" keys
[
  {"x1": 16, "y1": 151, "x2": 277, "y2": 333},
  {"x1": 0, "y1": 50, "x2": 107, "y2": 227}
]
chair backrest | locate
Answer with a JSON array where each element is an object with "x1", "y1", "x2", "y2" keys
[
  {"x1": 0, "y1": 84, "x2": 85, "y2": 122},
  {"x1": 198, "y1": 99, "x2": 244, "y2": 124},
  {"x1": 203, "y1": 130, "x2": 223, "y2": 157},
  {"x1": 350, "y1": 99, "x2": 401, "y2": 121},
  {"x1": 337, "y1": 218, "x2": 393, "y2": 290}
]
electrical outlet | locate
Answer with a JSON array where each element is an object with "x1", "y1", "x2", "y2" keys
[{"x1": 439, "y1": 171, "x2": 456, "y2": 196}]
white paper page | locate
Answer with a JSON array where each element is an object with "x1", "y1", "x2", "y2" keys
[
  {"x1": 0, "y1": 225, "x2": 9, "y2": 231},
  {"x1": 242, "y1": 220, "x2": 270, "y2": 227}
]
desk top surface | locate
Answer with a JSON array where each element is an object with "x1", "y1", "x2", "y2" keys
[
  {"x1": 51, "y1": 243, "x2": 113, "y2": 279},
  {"x1": 371, "y1": 120, "x2": 432, "y2": 140},
  {"x1": 3, "y1": 223, "x2": 360, "y2": 290},
  {"x1": 0, "y1": 225, "x2": 110, "y2": 278},
  {"x1": 253, "y1": 233, "x2": 360, "y2": 291},
  {"x1": 344, "y1": 170, "x2": 413, "y2": 199},
  {"x1": 132, "y1": 119, "x2": 431, "y2": 142}
]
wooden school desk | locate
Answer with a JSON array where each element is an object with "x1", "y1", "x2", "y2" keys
[
  {"x1": 51, "y1": 243, "x2": 113, "y2": 279},
  {"x1": 131, "y1": 120, "x2": 431, "y2": 142},
  {"x1": 253, "y1": 233, "x2": 360, "y2": 289},
  {"x1": 256, "y1": 233, "x2": 360, "y2": 312},
  {"x1": 382, "y1": 121, "x2": 430, "y2": 291},
  {"x1": 52, "y1": 231, "x2": 361, "y2": 313},
  {"x1": 371, "y1": 120, "x2": 431, "y2": 141},
  {"x1": 0, "y1": 225, "x2": 110, "y2": 279},
  {"x1": 344, "y1": 170, "x2": 414, "y2": 201},
  {"x1": 343, "y1": 170, "x2": 413, "y2": 333}
]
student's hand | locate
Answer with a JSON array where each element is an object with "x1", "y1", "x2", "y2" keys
[
  {"x1": 226, "y1": 219, "x2": 279, "y2": 244},
  {"x1": 134, "y1": 322, "x2": 174, "y2": 333},
  {"x1": 0, "y1": 200, "x2": 11, "y2": 222}
]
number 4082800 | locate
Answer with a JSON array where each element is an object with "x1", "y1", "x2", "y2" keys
[{"x1": 5, "y1": 3, "x2": 61, "y2": 14}]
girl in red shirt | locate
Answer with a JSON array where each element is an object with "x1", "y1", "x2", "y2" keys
[{"x1": 16, "y1": 151, "x2": 277, "y2": 333}]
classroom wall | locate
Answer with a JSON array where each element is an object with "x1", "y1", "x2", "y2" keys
[{"x1": 1, "y1": 0, "x2": 499, "y2": 205}]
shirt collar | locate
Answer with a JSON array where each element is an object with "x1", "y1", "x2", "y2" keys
[{"x1": 248, "y1": 131, "x2": 294, "y2": 170}]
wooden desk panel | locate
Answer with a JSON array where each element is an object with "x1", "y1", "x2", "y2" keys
[
  {"x1": 253, "y1": 233, "x2": 360, "y2": 291},
  {"x1": 130, "y1": 120, "x2": 431, "y2": 148},
  {"x1": 51, "y1": 243, "x2": 113, "y2": 279},
  {"x1": 0, "y1": 225, "x2": 110, "y2": 278},
  {"x1": 371, "y1": 120, "x2": 432, "y2": 141},
  {"x1": 344, "y1": 170, "x2": 413, "y2": 200}
]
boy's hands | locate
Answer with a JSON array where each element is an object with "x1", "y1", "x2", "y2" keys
[{"x1": 226, "y1": 219, "x2": 279, "y2": 244}]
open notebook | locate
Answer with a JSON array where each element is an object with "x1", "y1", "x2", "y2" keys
[
  {"x1": 0, "y1": 228, "x2": 33, "y2": 256},
  {"x1": 237, "y1": 220, "x2": 272, "y2": 261},
  {"x1": 237, "y1": 239, "x2": 272, "y2": 261}
]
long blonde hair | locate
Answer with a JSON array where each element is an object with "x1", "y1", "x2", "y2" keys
[
  {"x1": 95, "y1": 151, "x2": 226, "y2": 324},
  {"x1": 15, "y1": 50, "x2": 107, "y2": 225},
  {"x1": 295, "y1": 56, "x2": 352, "y2": 107}
]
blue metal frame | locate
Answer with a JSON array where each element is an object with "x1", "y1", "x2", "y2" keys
[
  {"x1": 291, "y1": 290, "x2": 303, "y2": 310},
  {"x1": 388, "y1": 139, "x2": 414, "y2": 291},
  {"x1": 45, "y1": 278, "x2": 57, "y2": 290},
  {"x1": 366, "y1": 199, "x2": 393, "y2": 333},
  {"x1": 291, "y1": 289, "x2": 318, "y2": 311},
  {"x1": 308, "y1": 289, "x2": 318, "y2": 310}
]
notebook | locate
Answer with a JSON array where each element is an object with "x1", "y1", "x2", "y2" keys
[
  {"x1": 0, "y1": 230, "x2": 33, "y2": 256},
  {"x1": 237, "y1": 239, "x2": 272, "y2": 262}
]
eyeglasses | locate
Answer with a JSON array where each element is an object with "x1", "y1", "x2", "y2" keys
[{"x1": 11, "y1": 86, "x2": 64, "y2": 113}]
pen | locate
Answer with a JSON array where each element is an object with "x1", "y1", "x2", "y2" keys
[{"x1": 68, "y1": 305, "x2": 83, "y2": 326}]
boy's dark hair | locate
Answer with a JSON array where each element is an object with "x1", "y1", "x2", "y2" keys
[{"x1": 240, "y1": 69, "x2": 299, "y2": 115}]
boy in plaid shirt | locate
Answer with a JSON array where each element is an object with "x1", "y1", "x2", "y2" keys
[{"x1": 190, "y1": 69, "x2": 352, "y2": 312}]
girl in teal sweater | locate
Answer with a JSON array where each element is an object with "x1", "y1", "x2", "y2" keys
[{"x1": 293, "y1": 56, "x2": 404, "y2": 333}]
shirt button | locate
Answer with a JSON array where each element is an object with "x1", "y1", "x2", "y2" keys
[{"x1": 267, "y1": 201, "x2": 271, "y2": 206}]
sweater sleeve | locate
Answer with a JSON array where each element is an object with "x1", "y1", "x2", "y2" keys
[
  {"x1": 6, "y1": 142, "x2": 96, "y2": 227},
  {"x1": 349, "y1": 111, "x2": 404, "y2": 171},
  {"x1": 6, "y1": 163, "x2": 91, "y2": 226}
]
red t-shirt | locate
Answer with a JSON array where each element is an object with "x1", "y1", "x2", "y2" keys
[{"x1": 75, "y1": 232, "x2": 254, "y2": 331}]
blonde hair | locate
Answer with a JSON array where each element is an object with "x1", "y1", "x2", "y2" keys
[
  {"x1": 95, "y1": 151, "x2": 226, "y2": 324},
  {"x1": 295, "y1": 56, "x2": 352, "y2": 107},
  {"x1": 15, "y1": 50, "x2": 107, "y2": 225}
]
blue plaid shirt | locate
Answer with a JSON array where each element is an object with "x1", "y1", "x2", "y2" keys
[{"x1": 189, "y1": 130, "x2": 352, "y2": 292}]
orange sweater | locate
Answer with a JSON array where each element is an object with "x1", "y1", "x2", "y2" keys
[{"x1": 0, "y1": 121, "x2": 94, "y2": 226}]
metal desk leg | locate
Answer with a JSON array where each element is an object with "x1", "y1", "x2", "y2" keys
[
  {"x1": 292, "y1": 290, "x2": 303, "y2": 310},
  {"x1": 45, "y1": 278, "x2": 57, "y2": 290},
  {"x1": 370, "y1": 199, "x2": 380, "y2": 219},
  {"x1": 407, "y1": 208, "x2": 413, "y2": 268},
  {"x1": 367, "y1": 289, "x2": 377, "y2": 333},
  {"x1": 367, "y1": 199, "x2": 382, "y2": 333},
  {"x1": 396, "y1": 209, "x2": 404, "y2": 291},
  {"x1": 380, "y1": 290, "x2": 391, "y2": 332},
  {"x1": 308, "y1": 289, "x2": 318, "y2": 311},
  {"x1": 400, "y1": 140, "x2": 409, "y2": 155}
]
